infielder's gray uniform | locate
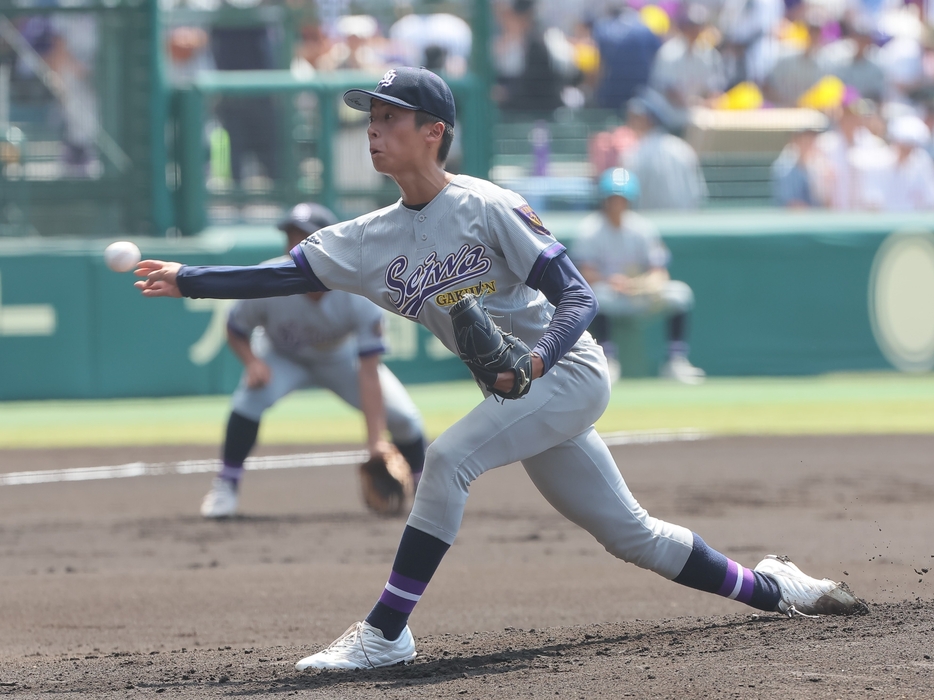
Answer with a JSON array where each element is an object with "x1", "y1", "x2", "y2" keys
[
  {"x1": 227, "y1": 282, "x2": 423, "y2": 445},
  {"x1": 571, "y1": 210, "x2": 694, "y2": 317},
  {"x1": 294, "y1": 174, "x2": 694, "y2": 577}
]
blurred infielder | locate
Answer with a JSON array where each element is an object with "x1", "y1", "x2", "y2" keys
[
  {"x1": 136, "y1": 67, "x2": 866, "y2": 672},
  {"x1": 200, "y1": 203, "x2": 427, "y2": 519}
]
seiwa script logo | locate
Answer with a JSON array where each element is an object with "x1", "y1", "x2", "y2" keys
[{"x1": 386, "y1": 244, "x2": 492, "y2": 318}]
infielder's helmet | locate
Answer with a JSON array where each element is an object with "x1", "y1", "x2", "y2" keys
[
  {"x1": 278, "y1": 202, "x2": 339, "y2": 236},
  {"x1": 598, "y1": 168, "x2": 640, "y2": 203}
]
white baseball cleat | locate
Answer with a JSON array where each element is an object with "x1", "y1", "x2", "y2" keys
[
  {"x1": 660, "y1": 355, "x2": 706, "y2": 385},
  {"x1": 200, "y1": 477, "x2": 239, "y2": 518},
  {"x1": 295, "y1": 621, "x2": 417, "y2": 671},
  {"x1": 754, "y1": 554, "x2": 869, "y2": 617}
]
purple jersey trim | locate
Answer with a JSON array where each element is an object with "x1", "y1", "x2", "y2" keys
[
  {"x1": 525, "y1": 241, "x2": 567, "y2": 289},
  {"x1": 358, "y1": 344, "x2": 386, "y2": 358},
  {"x1": 289, "y1": 245, "x2": 330, "y2": 292}
]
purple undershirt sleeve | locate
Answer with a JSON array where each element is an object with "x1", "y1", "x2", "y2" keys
[
  {"x1": 176, "y1": 259, "x2": 328, "y2": 299},
  {"x1": 527, "y1": 251, "x2": 598, "y2": 374}
]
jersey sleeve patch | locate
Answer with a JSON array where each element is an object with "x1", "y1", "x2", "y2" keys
[{"x1": 513, "y1": 204, "x2": 551, "y2": 236}]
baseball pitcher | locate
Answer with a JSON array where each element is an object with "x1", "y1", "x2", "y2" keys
[{"x1": 135, "y1": 67, "x2": 867, "y2": 673}]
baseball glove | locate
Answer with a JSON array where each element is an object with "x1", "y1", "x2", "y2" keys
[
  {"x1": 449, "y1": 293, "x2": 533, "y2": 400},
  {"x1": 359, "y1": 444, "x2": 414, "y2": 517}
]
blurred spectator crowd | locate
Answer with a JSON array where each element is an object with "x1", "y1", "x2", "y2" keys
[
  {"x1": 2, "y1": 11, "x2": 101, "y2": 177},
  {"x1": 3, "y1": 0, "x2": 934, "y2": 212},
  {"x1": 162, "y1": 0, "x2": 934, "y2": 213},
  {"x1": 496, "y1": 0, "x2": 934, "y2": 212}
]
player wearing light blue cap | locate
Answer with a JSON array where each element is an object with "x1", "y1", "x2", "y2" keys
[
  {"x1": 135, "y1": 66, "x2": 866, "y2": 672},
  {"x1": 572, "y1": 167, "x2": 705, "y2": 383}
]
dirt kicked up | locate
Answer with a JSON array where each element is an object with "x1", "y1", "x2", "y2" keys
[{"x1": 2, "y1": 435, "x2": 933, "y2": 699}]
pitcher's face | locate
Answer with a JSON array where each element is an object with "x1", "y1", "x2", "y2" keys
[{"x1": 367, "y1": 101, "x2": 428, "y2": 176}]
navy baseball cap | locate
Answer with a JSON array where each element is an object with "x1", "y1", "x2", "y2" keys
[
  {"x1": 277, "y1": 202, "x2": 338, "y2": 236},
  {"x1": 343, "y1": 67, "x2": 456, "y2": 127}
]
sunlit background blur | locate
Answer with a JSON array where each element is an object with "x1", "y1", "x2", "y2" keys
[{"x1": 0, "y1": 0, "x2": 932, "y2": 421}]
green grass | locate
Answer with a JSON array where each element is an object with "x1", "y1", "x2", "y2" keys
[{"x1": 1, "y1": 373, "x2": 932, "y2": 449}]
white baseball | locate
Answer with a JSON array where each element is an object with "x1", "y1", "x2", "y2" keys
[{"x1": 104, "y1": 241, "x2": 141, "y2": 273}]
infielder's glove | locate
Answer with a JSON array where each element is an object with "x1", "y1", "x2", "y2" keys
[
  {"x1": 359, "y1": 444, "x2": 414, "y2": 517},
  {"x1": 449, "y1": 293, "x2": 533, "y2": 400}
]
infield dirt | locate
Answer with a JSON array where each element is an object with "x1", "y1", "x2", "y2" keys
[{"x1": 2, "y1": 435, "x2": 933, "y2": 698}]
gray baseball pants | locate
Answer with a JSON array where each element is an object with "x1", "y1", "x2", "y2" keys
[
  {"x1": 408, "y1": 334, "x2": 694, "y2": 580},
  {"x1": 231, "y1": 342, "x2": 423, "y2": 445}
]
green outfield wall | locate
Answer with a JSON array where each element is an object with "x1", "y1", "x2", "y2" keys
[{"x1": 1, "y1": 210, "x2": 932, "y2": 401}]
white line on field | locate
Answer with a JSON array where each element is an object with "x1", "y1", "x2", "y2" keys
[{"x1": 0, "y1": 429, "x2": 708, "y2": 487}]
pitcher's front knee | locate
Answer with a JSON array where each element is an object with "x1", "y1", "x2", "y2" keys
[
  {"x1": 415, "y1": 438, "x2": 471, "y2": 497},
  {"x1": 407, "y1": 443, "x2": 472, "y2": 544},
  {"x1": 601, "y1": 515, "x2": 693, "y2": 580}
]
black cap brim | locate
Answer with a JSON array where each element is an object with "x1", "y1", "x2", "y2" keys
[
  {"x1": 343, "y1": 89, "x2": 452, "y2": 126},
  {"x1": 344, "y1": 89, "x2": 419, "y2": 114}
]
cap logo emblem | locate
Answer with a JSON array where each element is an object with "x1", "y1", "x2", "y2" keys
[{"x1": 377, "y1": 69, "x2": 397, "y2": 89}]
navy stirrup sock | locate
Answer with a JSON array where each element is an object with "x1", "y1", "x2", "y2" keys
[
  {"x1": 674, "y1": 533, "x2": 782, "y2": 611},
  {"x1": 218, "y1": 411, "x2": 260, "y2": 483},
  {"x1": 222, "y1": 411, "x2": 260, "y2": 466},
  {"x1": 365, "y1": 525, "x2": 450, "y2": 640},
  {"x1": 393, "y1": 436, "x2": 426, "y2": 478}
]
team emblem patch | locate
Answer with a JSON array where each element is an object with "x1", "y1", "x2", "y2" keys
[
  {"x1": 377, "y1": 69, "x2": 397, "y2": 89},
  {"x1": 513, "y1": 205, "x2": 550, "y2": 236}
]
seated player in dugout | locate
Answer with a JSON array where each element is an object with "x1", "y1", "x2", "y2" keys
[
  {"x1": 135, "y1": 66, "x2": 866, "y2": 673},
  {"x1": 200, "y1": 202, "x2": 427, "y2": 519},
  {"x1": 571, "y1": 168, "x2": 705, "y2": 384}
]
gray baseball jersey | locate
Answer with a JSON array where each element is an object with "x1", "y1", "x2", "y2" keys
[
  {"x1": 571, "y1": 211, "x2": 670, "y2": 278},
  {"x1": 228, "y1": 263, "x2": 386, "y2": 364},
  {"x1": 292, "y1": 173, "x2": 694, "y2": 574},
  {"x1": 571, "y1": 212, "x2": 692, "y2": 316},
  {"x1": 293, "y1": 174, "x2": 565, "y2": 353},
  {"x1": 226, "y1": 271, "x2": 422, "y2": 443}
]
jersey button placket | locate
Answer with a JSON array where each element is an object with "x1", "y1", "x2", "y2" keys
[
  {"x1": 415, "y1": 212, "x2": 433, "y2": 251},
  {"x1": 417, "y1": 214, "x2": 428, "y2": 240}
]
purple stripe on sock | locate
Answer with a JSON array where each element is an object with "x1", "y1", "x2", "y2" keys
[
  {"x1": 388, "y1": 571, "x2": 428, "y2": 596},
  {"x1": 736, "y1": 566, "x2": 755, "y2": 604},
  {"x1": 717, "y1": 559, "x2": 739, "y2": 597},
  {"x1": 219, "y1": 464, "x2": 244, "y2": 481},
  {"x1": 378, "y1": 588, "x2": 418, "y2": 614},
  {"x1": 668, "y1": 341, "x2": 689, "y2": 357}
]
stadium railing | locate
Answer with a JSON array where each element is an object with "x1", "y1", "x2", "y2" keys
[
  {"x1": 0, "y1": 0, "x2": 168, "y2": 237},
  {"x1": 169, "y1": 69, "x2": 490, "y2": 234}
]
